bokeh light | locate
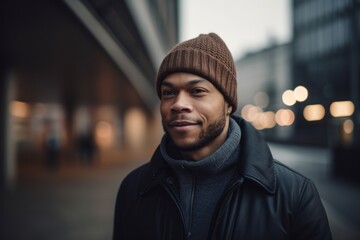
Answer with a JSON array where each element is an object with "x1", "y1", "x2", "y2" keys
[
  {"x1": 294, "y1": 85, "x2": 308, "y2": 102},
  {"x1": 282, "y1": 90, "x2": 296, "y2": 106},
  {"x1": 275, "y1": 109, "x2": 295, "y2": 126},
  {"x1": 330, "y1": 101, "x2": 355, "y2": 117},
  {"x1": 303, "y1": 104, "x2": 325, "y2": 121}
]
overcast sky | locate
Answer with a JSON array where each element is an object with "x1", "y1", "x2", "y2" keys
[{"x1": 179, "y1": 0, "x2": 292, "y2": 60}]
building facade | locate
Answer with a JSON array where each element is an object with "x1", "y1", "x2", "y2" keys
[{"x1": 292, "y1": 0, "x2": 360, "y2": 146}]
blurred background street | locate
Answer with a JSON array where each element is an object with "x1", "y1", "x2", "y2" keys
[{"x1": 1, "y1": 0, "x2": 360, "y2": 239}]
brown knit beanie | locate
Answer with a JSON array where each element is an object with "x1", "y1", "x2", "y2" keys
[{"x1": 156, "y1": 32, "x2": 238, "y2": 114}]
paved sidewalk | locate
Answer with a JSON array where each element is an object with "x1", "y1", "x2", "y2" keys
[{"x1": 0, "y1": 159, "x2": 143, "y2": 240}]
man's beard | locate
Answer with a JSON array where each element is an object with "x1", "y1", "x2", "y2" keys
[{"x1": 162, "y1": 111, "x2": 226, "y2": 152}]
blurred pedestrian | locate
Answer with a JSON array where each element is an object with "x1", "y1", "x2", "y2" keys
[
  {"x1": 77, "y1": 127, "x2": 97, "y2": 165},
  {"x1": 113, "y1": 33, "x2": 333, "y2": 239},
  {"x1": 43, "y1": 119, "x2": 60, "y2": 169}
]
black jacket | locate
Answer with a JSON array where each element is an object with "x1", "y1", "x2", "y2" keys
[{"x1": 113, "y1": 116, "x2": 332, "y2": 240}]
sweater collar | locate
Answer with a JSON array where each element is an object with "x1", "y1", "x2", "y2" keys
[
  {"x1": 148, "y1": 115, "x2": 276, "y2": 194},
  {"x1": 159, "y1": 118, "x2": 241, "y2": 175}
]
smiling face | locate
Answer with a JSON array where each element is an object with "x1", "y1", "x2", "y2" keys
[{"x1": 160, "y1": 72, "x2": 232, "y2": 160}]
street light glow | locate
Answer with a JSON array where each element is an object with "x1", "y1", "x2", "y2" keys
[
  {"x1": 330, "y1": 101, "x2": 355, "y2": 117},
  {"x1": 303, "y1": 104, "x2": 325, "y2": 121},
  {"x1": 254, "y1": 91, "x2": 270, "y2": 108},
  {"x1": 11, "y1": 101, "x2": 30, "y2": 118},
  {"x1": 343, "y1": 119, "x2": 354, "y2": 134},
  {"x1": 282, "y1": 90, "x2": 296, "y2": 106},
  {"x1": 294, "y1": 86, "x2": 308, "y2": 102},
  {"x1": 275, "y1": 109, "x2": 295, "y2": 126}
]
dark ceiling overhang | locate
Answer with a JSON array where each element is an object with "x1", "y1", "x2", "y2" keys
[
  {"x1": 2, "y1": 0, "x2": 178, "y2": 112},
  {"x1": 64, "y1": 0, "x2": 159, "y2": 110}
]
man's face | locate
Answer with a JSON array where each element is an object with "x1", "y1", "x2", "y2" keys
[{"x1": 160, "y1": 72, "x2": 231, "y2": 156}]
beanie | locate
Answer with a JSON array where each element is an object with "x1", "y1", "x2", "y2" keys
[{"x1": 156, "y1": 33, "x2": 238, "y2": 114}]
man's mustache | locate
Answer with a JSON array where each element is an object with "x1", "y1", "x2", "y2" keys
[{"x1": 165, "y1": 115, "x2": 203, "y2": 125}]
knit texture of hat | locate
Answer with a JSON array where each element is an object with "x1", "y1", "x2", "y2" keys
[{"x1": 156, "y1": 33, "x2": 238, "y2": 114}]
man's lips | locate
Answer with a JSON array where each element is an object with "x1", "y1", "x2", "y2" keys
[{"x1": 168, "y1": 120, "x2": 198, "y2": 127}]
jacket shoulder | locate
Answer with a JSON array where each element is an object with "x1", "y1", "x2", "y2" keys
[
  {"x1": 273, "y1": 160, "x2": 312, "y2": 193},
  {"x1": 113, "y1": 162, "x2": 152, "y2": 233},
  {"x1": 274, "y1": 160, "x2": 310, "y2": 182},
  {"x1": 118, "y1": 162, "x2": 152, "y2": 195},
  {"x1": 273, "y1": 162, "x2": 332, "y2": 239},
  {"x1": 273, "y1": 160, "x2": 323, "y2": 212}
]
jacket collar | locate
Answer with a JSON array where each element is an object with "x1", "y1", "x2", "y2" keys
[
  {"x1": 233, "y1": 115, "x2": 276, "y2": 194},
  {"x1": 143, "y1": 115, "x2": 276, "y2": 194}
]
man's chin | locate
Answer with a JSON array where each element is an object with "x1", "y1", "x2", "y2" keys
[{"x1": 171, "y1": 139, "x2": 204, "y2": 152}]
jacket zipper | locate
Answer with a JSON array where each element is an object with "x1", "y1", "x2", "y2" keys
[
  {"x1": 209, "y1": 177, "x2": 244, "y2": 239},
  {"x1": 162, "y1": 175, "x2": 196, "y2": 240},
  {"x1": 188, "y1": 175, "x2": 196, "y2": 239}
]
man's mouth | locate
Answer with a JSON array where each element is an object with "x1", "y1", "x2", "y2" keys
[{"x1": 169, "y1": 120, "x2": 197, "y2": 127}]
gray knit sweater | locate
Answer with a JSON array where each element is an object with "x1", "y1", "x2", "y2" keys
[{"x1": 160, "y1": 118, "x2": 241, "y2": 240}]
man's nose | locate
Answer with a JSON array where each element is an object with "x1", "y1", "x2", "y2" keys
[{"x1": 170, "y1": 92, "x2": 193, "y2": 113}]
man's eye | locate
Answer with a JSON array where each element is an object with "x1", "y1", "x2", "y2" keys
[
  {"x1": 192, "y1": 88, "x2": 206, "y2": 94},
  {"x1": 162, "y1": 89, "x2": 175, "y2": 96}
]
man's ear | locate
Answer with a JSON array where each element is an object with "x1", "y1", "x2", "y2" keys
[{"x1": 226, "y1": 104, "x2": 233, "y2": 115}]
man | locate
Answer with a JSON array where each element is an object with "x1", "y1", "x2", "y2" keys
[{"x1": 113, "y1": 33, "x2": 332, "y2": 240}]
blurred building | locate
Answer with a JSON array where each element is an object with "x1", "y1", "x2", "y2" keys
[
  {"x1": 237, "y1": 1, "x2": 359, "y2": 149},
  {"x1": 236, "y1": 42, "x2": 294, "y2": 141},
  {"x1": 292, "y1": 0, "x2": 359, "y2": 146},
  {"x1": 0, "y1": 0, "x2": 179, "y2": 188},
  {"x1": 292, "y1": 0, "x2": 360, "y2": 181},
  {"x1": 235, "y1": 1, "x2": 360, "y2": 181}
]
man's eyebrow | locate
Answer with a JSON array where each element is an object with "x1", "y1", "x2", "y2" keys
[
  {"x1": 188, "y1": 79, "x2": 207, "y2": 85},
  {"x1": 161, "y1": 79, "x2": 207, "y2": 87},
  {"x1": 161, "y1": 81, "x2": 174, "y2": 87}
]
